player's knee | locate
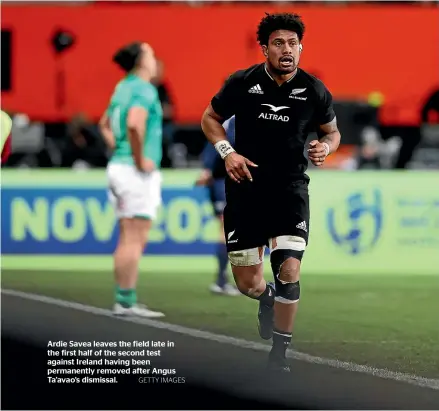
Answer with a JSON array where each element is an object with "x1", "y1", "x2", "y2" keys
[
  {"x1": 115, "y1": 242, "x2": 142, "y2": 265},
  {"x1": 230, "y1": 252, "x2": 264, "y2": 295},
  {"x1": 269, "y1": 236, "x2": 305, "y2": 304},
  {"x1": 117, "y1": 233, "x2": 145, "y2": 259},
  {"x1": 234, "y1": 273, "x2": 263, "y2": 296},
  {"x1": 274, "y1": 258, "x2": 301, "y2": 304},
  {"x1": 279, "y1": 258, "x2": 300, "y2": 283}
]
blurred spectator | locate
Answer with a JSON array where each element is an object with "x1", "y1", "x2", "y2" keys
[
  {"x1": 1, "y1": 110, "x2": 13, "y2": 164},
  {"x1": 151, "y1": 59, "x2": 175, "y2": 168},
  {"x1": 421, "y1": 87, "x2": 439, "y2": 124},
  {"x1": 357, "y1": 127, "x2": 382, "y2": 169},
  {"x1": 61, "y1": 113, "x2": 108, "y2": 169},
  {"x1": 2, "y1": 112, "x2": 47, "y2": 168},
  {"x1": 394, "y1": 87, "x2": 439, "y2": 169}
]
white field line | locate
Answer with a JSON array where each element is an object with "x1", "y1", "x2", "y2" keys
[{"x1": 2, "y1": 288, "x2": 438, "y2": 391}]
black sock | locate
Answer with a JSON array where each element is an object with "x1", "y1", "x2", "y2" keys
[
  {"x1": 270, "y1": 328, "x2": 292, "y2": 361},
  {"x1": 256, "y1": 283, "x2": 275, "y2": 307}
]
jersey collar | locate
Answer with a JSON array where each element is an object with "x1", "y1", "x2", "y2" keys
[{"x1": 264, "y1": 63, "x2": 298, "y2": 85}]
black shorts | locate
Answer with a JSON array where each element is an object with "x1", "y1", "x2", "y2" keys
[{"x1": 223, "y1": 179, "x2": 310, "y2": 253}]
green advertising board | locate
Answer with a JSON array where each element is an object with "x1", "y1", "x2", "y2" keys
[
  {"x1": 304, "y1": 171, "x2": 439, "y2": 275},
  {"x1": 2, "y1": 170, "x2": 438, "y2": 275}
]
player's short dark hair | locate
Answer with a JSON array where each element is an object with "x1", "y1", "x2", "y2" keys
[
  {"x1": 257, "y1": 13, "x2": 305, "y2": 46},
  {"x1": 112, "y1": 41, "x2": 143, "y2": 72}
]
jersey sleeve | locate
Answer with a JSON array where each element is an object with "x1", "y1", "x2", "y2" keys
[
  {"x1": 210, "y1": 72, "x2": 242, "y2": 120},
  {"x1": 314, "y1": 82, "x2": 336, "y2": 126},
  {"x1": 129, "y1": 84, "x2": 157, "y2": 111}
]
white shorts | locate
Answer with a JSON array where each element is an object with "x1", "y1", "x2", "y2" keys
[{"x1": 107, "y1": 163, "x2": 162, "y2": 220}]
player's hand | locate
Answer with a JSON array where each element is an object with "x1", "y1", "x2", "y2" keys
[
  {"x1": 195, "y1": 169, "x2": 213, "y2": 186},
  {"x1": 140, "y1": 158, "x2": 156, "y2": 173},
  {"x1": 225, "y1": 152, "x2": 258, "y2": 183},
  {"x1": 308, "y1": 140, "x2": 329, "y2": 167}
]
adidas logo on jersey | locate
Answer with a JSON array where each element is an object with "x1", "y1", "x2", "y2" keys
[
  {"x1": 248, "y1": 84, "x2": 264, "y2": 94},
  {"x1": 296, "y1": 221, "x2": 307, "y2": 232}
]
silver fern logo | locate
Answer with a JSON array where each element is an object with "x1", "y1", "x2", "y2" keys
[
  {"x1": 227, "y1": 230, "x2": 238, "y2": 244},
  {"x1": 290, "y1": 88, "x2": 306, "y2": 95},
  {"x1": 289, "y1": 88, "x2": 307, "y2": 100}
]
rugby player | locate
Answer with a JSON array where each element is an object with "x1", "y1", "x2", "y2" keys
[
  {"x1": 201, "y1": 13, "x2": 341, "y2": 371},
  {"x1": 99, "y1": 42, "x2": 165, "y2": 318},
  {"x1": 196, "y1": 116, "x2": 240, "y2": 296}
]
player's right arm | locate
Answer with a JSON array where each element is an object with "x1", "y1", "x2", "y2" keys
[
  {"x1": 201, "y1": 74, "x2": 257, "y2": 183},
  {"x1": 196, "y1": 116, "x2": 236, "y2": 186}
]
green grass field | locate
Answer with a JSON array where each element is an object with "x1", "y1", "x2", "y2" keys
[{"x1": 2, "y1": 256, "x2": 438, "y2": 378}]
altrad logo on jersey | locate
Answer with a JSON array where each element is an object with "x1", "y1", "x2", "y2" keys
[{"x1": 258, "y1": 104, "x2": 289, "y2": 122}]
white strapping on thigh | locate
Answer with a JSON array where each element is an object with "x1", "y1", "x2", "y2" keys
[
  {"x1": 228, "y1": 246, "x2": 265, "y2": 266},
  {"x1": 268, "y1": 235, "x2": 306, "y2": 253}
]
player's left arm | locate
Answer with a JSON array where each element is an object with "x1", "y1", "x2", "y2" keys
[
  {"x1": 196, "y1": 116, "x2": 235, "y2": 186},
  {"x1": 308, "y1": 83, "x2": 341, "y2": 166},
  {"x1": 318, "y1": 116, "x2": 341, "y2": 153}
]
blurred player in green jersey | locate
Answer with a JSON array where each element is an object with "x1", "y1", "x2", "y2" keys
[{"x1": 99, "y1": 42, "x2": 165, "y2": 318}]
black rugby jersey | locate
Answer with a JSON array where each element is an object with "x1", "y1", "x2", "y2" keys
[{"x1": 211, "y1": 63, "x2": 335, "y2": 186}]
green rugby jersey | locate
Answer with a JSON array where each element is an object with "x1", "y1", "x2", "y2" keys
[{"x1": 107, "y1": 74, "x2": 163, "y2": 168}]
